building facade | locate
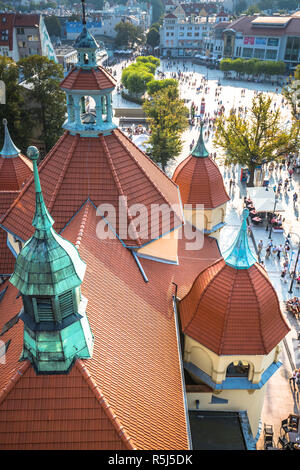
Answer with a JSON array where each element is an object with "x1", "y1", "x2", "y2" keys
[
  {"x1": 160, "y1": 10, "x2": 230, "y2": 59},
  {"x1": 223, "y1": 14, "x2": 300, "y2": 71},
  {"x1": 0, "y1": 13, "x2": 57, "y2": 62}
]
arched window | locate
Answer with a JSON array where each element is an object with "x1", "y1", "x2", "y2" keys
[
  {"x1": 226, "y1": 361, "x2": 249, "y2": 378},
  {"x1": 102, "y1": 95, "x2": 108, "y2": 122},
  {"x1": 80, "y1": 95, "x2": 96, "y2": 124},
  {"x1": 84, "y1": 52, "x2": 89, "y2": 64},
  {"x1": 68, "y1": 95, "x2": 75, "y2": 123}
]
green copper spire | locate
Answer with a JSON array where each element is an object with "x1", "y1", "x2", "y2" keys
[
  {"x1": 191, "y1": 121, "x2": 209, "y2": 158},
  {"x1": 10, "y1": 146, "x2": 94, "y2": 374},
  {"x1": 10, "y1": 146, "x2": 86, "y2": 297},
  {"x1": 223, "y1": 209, "x2": 257, "y2": 269},
  {"x1": 28, "y1": 145, "x2": 54, "y2": 234},
  {"x1": 0, "y1": 119, "x2": 20, "y2": 157}
]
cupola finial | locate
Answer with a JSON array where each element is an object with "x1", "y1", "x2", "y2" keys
[
  {"x1": 0, "y1": 118, "x2": 20, "y2": 157},
  {"x1": 27, "y1": 145, "x2": 54, "y2": 233},
  {"x1": 223, "y1": 208, "x2": 257, "y2": 269},
  {"x1": 191, "y1": 119, "x2": 209, "y2": 158}
]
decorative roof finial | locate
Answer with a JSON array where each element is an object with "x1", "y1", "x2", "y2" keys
[
  {"x1": 0, "y1": 119, "x2": 21, "y2": 158},
  {"x1": 223, "y1": 208, "x2": 257, "y2": 269},
  {"x1": 191, "y1": 119, "x2": 209, "y2": 158},
  {"x1": 27, "y1": 145, "x2": 54, "y2": 233},
  {"x1": 81, "y1": 0, "x2": 86, "y2": 25}
]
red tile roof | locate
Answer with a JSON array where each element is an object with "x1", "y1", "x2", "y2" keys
[
  {"x1": 1, "y1": 130, "x2": 182, "y2": 247},
  {"x1": 14, "y1": 14, "x2": 40, "y2": 28},
  {"x1": 0, "y1": 154, "x2": 32, "y2": 192},
  {"x1": 0, "y1": 201, "x2": 220, "y2": 450},
  {"x1": 0, "y1": 153, "x2": 32, "y2": 276},
  {"x1": 60, "y1": 66, "x2": 116, "y2": 91},
  {"x1": 0, "y1": 360, "x2": 133, "y2": 450},
  {"x1": 0, "y1": 227, "x2": 15, "y2": 275},
  {"x1": 227, "y1": 15, "x2": 300, "y2": 37},
  {"x1": 173, "y1": 154, "x2": 229, "y2": 209},
  {"x1": 179, "y1": 258, "x2": 290, "y2": 355}
]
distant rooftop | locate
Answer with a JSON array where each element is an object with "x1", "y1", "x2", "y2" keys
[{"x1": 189, "y1": 411, "x2": 249, "y2": 450}]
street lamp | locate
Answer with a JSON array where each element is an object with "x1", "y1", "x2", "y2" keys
[
  {"x1": 288, "y1": 232, "x2": 300, "y2": 294},
  {"x1": 268, "y1": 194, "x2": 279, "y2": 239}
]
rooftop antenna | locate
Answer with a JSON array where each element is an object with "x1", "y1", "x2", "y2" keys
[{"x1": 81, "y1": 0, "x2": 86, "y2": 25}]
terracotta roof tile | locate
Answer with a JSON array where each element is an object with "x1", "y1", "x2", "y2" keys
[
  {"x1": 60, "y1": 66, "x2": 116, "y2": 91},
  {"x1": 1, "y1": 130, "x2": 182, "y2": 247},
  {"x1": 0, "y1": 227, "x2": 15, "y2": 275},
  {"x1": 0, "y1": 154, "x2": 32, "y2": 191},
  {"x1": 179, "y1": 259, "x2": 290, "y2": 355},
  {"x1": 0, "y1": 361, "x2": 132, "y2": 450},
  {"x1": 0, "y1": 202, "x2": 220, "y2": 449},
  {"x1": 173, "y1": 155, "x2": 230, "y2": 209}
]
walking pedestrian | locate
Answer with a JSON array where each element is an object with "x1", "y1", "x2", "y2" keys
[
  {"x1": 258, "y1": 240, "x2": 263, "y2": 254},
  {"x1": 290, "y1": 370, "x2": 297, "y2": 390},
  {"x1": 277, "y1": 245, "x2": 283, "y2": 260}
]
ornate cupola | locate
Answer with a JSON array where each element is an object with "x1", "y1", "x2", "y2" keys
[
  {"x1": 60, "y1": 0, "x2": 116, "y2": 137},
  {"x1": 10, "y1": 146, "x2": 94, "y2": 374},
  {"x1": 173, "y1": 122, "x2": 229, "y2": 239},
  {"x1": 179, "y1": 209, "x2": 290, "y2": 438}
]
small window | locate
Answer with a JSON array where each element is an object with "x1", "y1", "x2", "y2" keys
[{"x1": 226, "y1": 361, "x2": 249, "y2": 378}]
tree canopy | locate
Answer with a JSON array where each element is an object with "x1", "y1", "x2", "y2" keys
[
  {"x1": 283, "y1": 65, "x2": 300, "y2": 120},
  {"x1": 18, "y1": 55, "x2": 66, "y2": 153},
  {"x1": 114, "y1": 21, "x2": 144, "y2": 49},
  {"x1": 213, "y1": 94, "x2": 300, "y2": 186},
  {"x1": 143, "y1": 85, "x2": 188, "y2": 171},
  {"x1": 0, "y1": 56, "x2": 33, "y2": 153},
  {"x1": 122, "y1": 56, "x2": 160, "y2": 97},
  {"x1": 220, "y1": 58, "x2": 285, "y2": 76}
]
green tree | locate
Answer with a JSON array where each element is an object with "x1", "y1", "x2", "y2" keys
[
  {"x1": 44, "y1": 16, "x2": 62, "y2": 38},
  {"x1": 143, "y1": 86, "x2": 188, "y2": 171},
  {"x1": 18, "y1": 55, "x2": 66, "y2": 153},
  {"x1": 151, "y1": 0, "x2": 164, "y2": 24},
  {"x1": 283, "y1": 65, "x2": 300, "y2": 120},
  {"x1": 114, "y1": 21, "x2": 144, "y2": 49},
  {"x1": 146, "y1": 28, "x2": 160, "y2": 49},
  {"x1": 0, "y1": 56, "x2": 33, "y2": 152},
  {"x1": 213, "y1": 94, "x2": 300, "y2": 186},
  {"x1": 146, "y1": 78, "x2": 177, "y2": 96}
]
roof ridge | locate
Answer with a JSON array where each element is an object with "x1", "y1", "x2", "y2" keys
[
  {"x1": 0, "y1": 360, "x2": 30, "y2": 406},
  {"x1": 218, "y1": 266, "x2": 239, "y2": 355},
  {"x1": 181, "y1": 258, "x2": 224, "y2": 331},
  {"x1": 0, "y1": 132, "x2": 69, "y2": 232},
  {"x1": 75, "y1": 359, "x2": 136, "y2": 450},
  {"x1": 48, "y1": 134, "x2": 80, "y2": 213},
  {"x1": 173, "y1": 154, "x2": 192, "y2": 182},
  {"x1": 115, "y1": 128, "x2": 179, "y2": 191},
  {"x1": 74, "y1": 199, "x2": 91, "y2": 250},
  {"x1": 246, "y1": 265, "x2": 267, "y2": 354},
  {"x1": 113, "y1": 130, "x2": 181, "y2": 223},
  {"x1": 101, "y1": 134, "x2": 142, "y2": 245}
]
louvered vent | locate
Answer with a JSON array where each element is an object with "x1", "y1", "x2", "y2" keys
[
  {"x1": 37, "y1": 298, "x2": 53, "y2": 322},
  {"x1": 59, "y1": 290, "x2": 74, "y2": 319}
]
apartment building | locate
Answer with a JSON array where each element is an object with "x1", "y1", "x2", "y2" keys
[
  {"x1": 160, "y1": 10, "x2": 229, "y2": 59},
  {"x1": 0, "y1": 13, "x2": 56, "y2": 62}
]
